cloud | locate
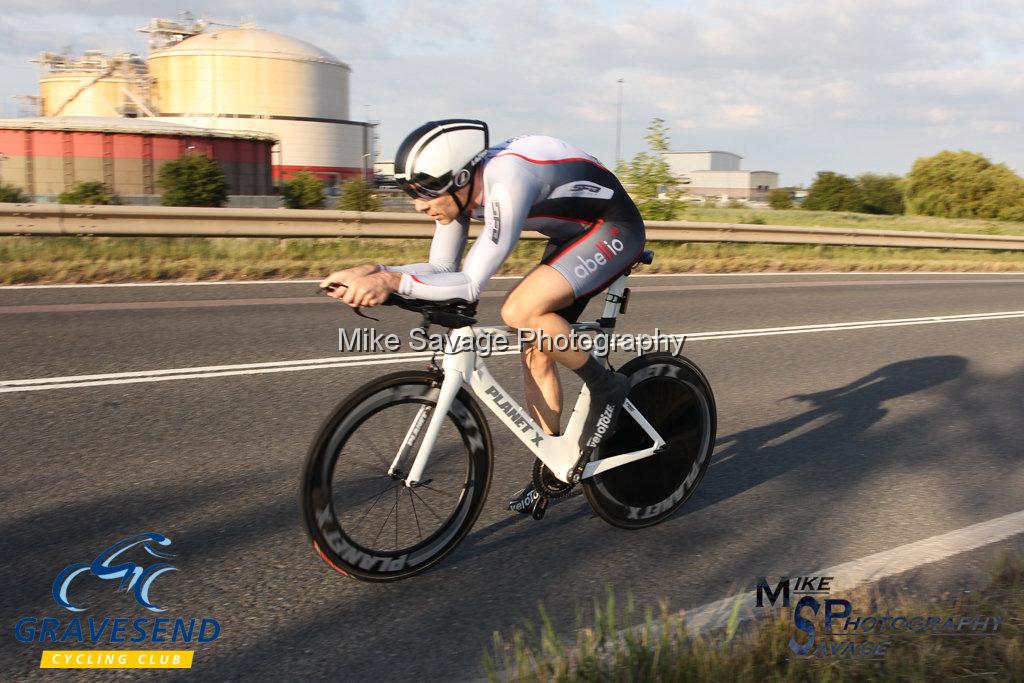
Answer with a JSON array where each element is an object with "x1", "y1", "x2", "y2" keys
[{"x1": 2, "y1": 1, "x2": 1023, "y2": 182}]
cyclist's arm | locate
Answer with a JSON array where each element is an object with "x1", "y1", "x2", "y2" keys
[
  {"x1": 397, "y1": 158, "x2": 540, "y2": 301},
  {"x1": 379, "y1": 218, "x2": 468, "y2": 275}
]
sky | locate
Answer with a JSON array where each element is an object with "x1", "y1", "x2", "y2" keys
[{"x1": 2, "y1": 0, "x2": 1023, "y2": 186}]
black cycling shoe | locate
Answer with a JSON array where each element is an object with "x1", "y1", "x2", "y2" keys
[
  {"x1": 507, "y1": 484, "x2": 539, "y2": 514},
  {"x1": 579, "y1": 371, "x2": 631, "y2": 453}
]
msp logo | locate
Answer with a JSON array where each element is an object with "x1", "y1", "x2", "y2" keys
[
  {"x1": 756, "y1": 575, "x2": 1003, "y2": 661},
  {"x1": 53, "y1": 532, "x2": 177, "y2": 613},
  {"x1": 14, "y1": 532, "x2": 221, "y2": 669}
]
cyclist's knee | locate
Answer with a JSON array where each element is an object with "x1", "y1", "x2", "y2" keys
[{"x1": 501, "y1": 295, "x2": 536, "y2": 330}]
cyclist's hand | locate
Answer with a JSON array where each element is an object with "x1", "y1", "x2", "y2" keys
[
  {"x1": 319, "y1": 264, "x2": 381, "y2": 296},
  {"x1": 340, "y1": 271, "x2": 400, "y2": 308}
]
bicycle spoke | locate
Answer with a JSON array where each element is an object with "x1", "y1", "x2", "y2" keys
[
  {"x1": 357, "y1": 429, "x2": 394, "y2": 469},
  {"x1": 419, "y1": 482, "x2": 458, "y2": 499},
  {"x1": 373, "y1": 494, "x2": 400, "y2": 546},
  {"x1": 394, "y1": 485, "x2": 399, "y2": 550},
  {"x1": 352, "y1": 480, "x2": 400, "y2": 530},
  {"x1": 409, "y1": 487, "x2": 445, "y2": 522},
  {"x1": 408, "y1": 488, "x2": 423, "y2": 540}
]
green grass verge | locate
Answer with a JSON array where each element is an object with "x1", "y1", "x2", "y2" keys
[
  {"x1": 685, "y1": 207, "x2": 1024, "y2": 236},
  {"x1": 2, "y1": 236, "x2": 1023, "y2": 284},
  {"x1": 484, "y1": 552, "x2": 1024, "y2": 681}
]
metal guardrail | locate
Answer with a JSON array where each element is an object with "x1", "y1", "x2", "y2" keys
[{"x1": 2, "y1": 204, "x2": 1024, "y2": 251}]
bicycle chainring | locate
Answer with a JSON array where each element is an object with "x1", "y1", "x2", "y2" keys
[{"x1": 531, "y1": 458, "x2": 577, "y2": 499}]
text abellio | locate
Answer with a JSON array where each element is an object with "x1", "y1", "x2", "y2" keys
[{"x1": 574, "y1": 238, "x2": 625, "y2": 279}]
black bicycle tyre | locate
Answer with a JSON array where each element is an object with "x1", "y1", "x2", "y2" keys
[
  {"x1": 582, "y1": 354, "x2": 716, "y2": 529},
  {"x1": 301, "y1": 371, "x2": 493, "y2": 581}
]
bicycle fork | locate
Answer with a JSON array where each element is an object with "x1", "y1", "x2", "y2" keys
[{"x1": 390, "y1": 333, "x2": 475, "y2": 486}]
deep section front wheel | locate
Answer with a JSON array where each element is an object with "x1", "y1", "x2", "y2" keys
[
  {"x1": 582, "y1": 354, "x2": 716, "y2": 529},
  {"x1": 301, "y1": 371, "x2": 493, "y2": 581}
]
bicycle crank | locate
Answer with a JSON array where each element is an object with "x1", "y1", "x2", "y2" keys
[{"x1": 532, "y1": 458, "x2": 577, "y2": 499}]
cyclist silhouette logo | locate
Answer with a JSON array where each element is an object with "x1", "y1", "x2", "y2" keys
[{"x1": 52, "y1": 532, "x2": 177, "y2": 613}]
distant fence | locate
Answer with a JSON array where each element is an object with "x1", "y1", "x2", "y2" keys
[{"x1": 2, "y1": 204, "x2": 1024, "y2": 251}]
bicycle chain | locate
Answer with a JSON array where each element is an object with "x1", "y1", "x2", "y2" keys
[{"x1": 531, "y1": 458, "x2": 577, "y2": 499}]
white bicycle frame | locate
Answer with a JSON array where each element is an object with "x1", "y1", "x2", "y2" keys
[{"x1": 388, "y1": 273, "x2": 668, "y2": 487}]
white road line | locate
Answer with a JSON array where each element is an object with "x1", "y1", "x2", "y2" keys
[
  {"x1": 477, "y1": 508, "x2": 1024, "y2": 682},
  {"x1": 3, "y1": 309, "x2": 1023, "y2": 393},
  {"x1": 676, "y1": 508, "x2": 1024, "y2": 636},
  {"x1": 4, "y1": 272, "x2": 1024, "y2": 289},
  {"x1": 478, "y1": 508, "x2": 1024, "y2": 682}
]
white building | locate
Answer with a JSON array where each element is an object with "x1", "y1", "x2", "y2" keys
[{"x1": 661, "y1": 150, "x2": 779, "y2": 201}]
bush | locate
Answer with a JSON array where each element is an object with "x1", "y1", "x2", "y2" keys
[
  {"x1": 0, "y1": 183, "x2": 30, "y2": 203},
  {"x1": 280, "y1": 171, "x2": 326, "y2": 209},
  {"x1": 904, "y1": 150, "x2": 1024, "y2": 220},
  {"x1": 338, "y1": 177, "x2": 381, "y2": 211},
  {"x1": 58, "y1": 181, "x2": 118, "y2": 205},
  {"x1": 767, "y1": 188, "x2": 793, "y2": 209},
  {"x1": 157, "y1": 153, "x2": 229, "y2": 207},
  {"x1": 615, "y1": 118, "x2": 686, "y2": 220},
  {"x1": 857, "y1": 173, "x2": 904, "y2": 214},
  {"x1": 802, "y1": 171, "x2": 864, "y2": 212}
]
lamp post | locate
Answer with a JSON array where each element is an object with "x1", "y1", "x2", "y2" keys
[{"x1": 615, "y1": 78, "x2": 624, "y2": 166}]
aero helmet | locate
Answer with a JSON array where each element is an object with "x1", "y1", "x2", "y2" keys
[{"x1": 394, "y1": 119, "x2": 489, "y2": 213}]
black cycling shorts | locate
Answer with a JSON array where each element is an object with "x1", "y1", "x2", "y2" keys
[{"x1": 540, "y1": 219, "x2": 645, "y2": 322}]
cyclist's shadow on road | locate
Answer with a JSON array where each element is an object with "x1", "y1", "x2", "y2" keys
[{"x1": 683, "y1": 354, "x2": 969, "y2": 516}]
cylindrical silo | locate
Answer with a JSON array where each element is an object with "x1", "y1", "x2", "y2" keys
[
  {"x1": 36, "y1": 51, "x2": 150, "y2": 118},
  {"x1": 147, "y1": 26, "x2": 369, "y2": 187}
]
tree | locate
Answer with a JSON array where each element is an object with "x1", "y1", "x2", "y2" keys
[
  {"x1": 615, "y1": 118, "x2": 686, "y2": 220},
  {"x1": 338, "y1": 176, "x2": 381, "y2": 211},
  {"x1": 802, "y1": 171, "x2": 864, "y2": 212},
  {"x1": 58, "y1": 181, "x2": 118, "y2": 205},
  {"x1": 767, "y1": 188, "x2": 793, "y2": 209},
  {"x1": 0, "y1": 184, "x2": 29, "y2": 203},
  {"x1": 904, "y1": 150, "x2": 1024, "y2": 220},
  {"x1": 281, "y1": 171, "x2": 325, "y2": 209},
  {"x1": 157, "y1": 153, "x2": 229, "y2": 207},
  {"x1": 856, "y1": 173, "x2": 904, "y2": 215}
]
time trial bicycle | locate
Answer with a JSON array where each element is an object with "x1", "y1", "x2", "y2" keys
[{"x1": 301, "y1": 250, "x2": 716, "y2": 581}]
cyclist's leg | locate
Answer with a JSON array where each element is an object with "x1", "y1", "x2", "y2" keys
[
  {"x1": 521, "y1": 343, "x2": 562, "y2": 436},
  {"x1": 504, "y1": 220, "x2": 644, "y2": 450},
  {"x1": 515, "y1": 271, "x2": 594, "y2": 435},
  {"x1": 503, "y1": 268, "x2": 586, "y2": 512},
  {"x1": 501, "y1": 265, "x2": 587, "y2": 371}
]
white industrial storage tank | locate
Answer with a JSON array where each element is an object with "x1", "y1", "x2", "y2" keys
[
  {"x1": 36, "y1": 51, "x2": 150, "y2": 117},
  {"x1": 147, "y1": 26, "x2": 371, "y2": 185}
]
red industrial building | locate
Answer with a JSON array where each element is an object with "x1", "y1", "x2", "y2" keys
[{"x1": 0, "y1": 117, "x2": 276, "y2": 199}]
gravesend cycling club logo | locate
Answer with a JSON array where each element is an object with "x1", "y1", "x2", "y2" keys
[
  {"x1": 53, "y1": 532, "x2": 177, "y2": 612},
  {"x1": 13, "y1": 532, "x2": 222, "y2": 670},
  {"x1": 756, "y1": 575, "x2": 1003, "y2": 661}
]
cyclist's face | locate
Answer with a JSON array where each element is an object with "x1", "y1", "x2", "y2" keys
[
  {"x1": 413, "y1": 193, "x2": 460, "y2": 224},
  {"x1": 412, "y1": 170, "x2": 479, "y2": 224}
]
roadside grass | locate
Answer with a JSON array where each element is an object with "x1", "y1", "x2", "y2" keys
[
  {"x1": 682, "y1": 207, "x2": 1024, "y2": 236},
  {"x1": 483, "y1": 551, "x2": 1024, "y2": 682},
  {"x1": 365, "y1": 194, "x2": 1024, "y2": 236},
  {"x1": 2, "y1": 236, "x2": 1023, "y2": 284}
]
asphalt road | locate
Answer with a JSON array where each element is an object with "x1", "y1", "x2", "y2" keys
[{"x1": 1, "y1": 272, "x2": 1023, "y2": 680}]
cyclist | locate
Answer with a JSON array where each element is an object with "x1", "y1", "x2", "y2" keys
[{"x1": 320, "y1": 119, "x2": 645, "y2": 512}]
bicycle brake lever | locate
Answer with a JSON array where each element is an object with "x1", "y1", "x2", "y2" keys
[
  {"x1": 352, "y1": 307, "x2": 380, "y2": 322},
  {"x1": 317, "y1": 282, "x2": 346, "y2": 295},
  {"x1": 317, "y1": 282, "x2": 381, "y2": 321}
]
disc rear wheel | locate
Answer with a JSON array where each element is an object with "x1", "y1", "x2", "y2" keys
[{"x1": 582, "y1": 354, "x2": 716, "y2": 529}]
